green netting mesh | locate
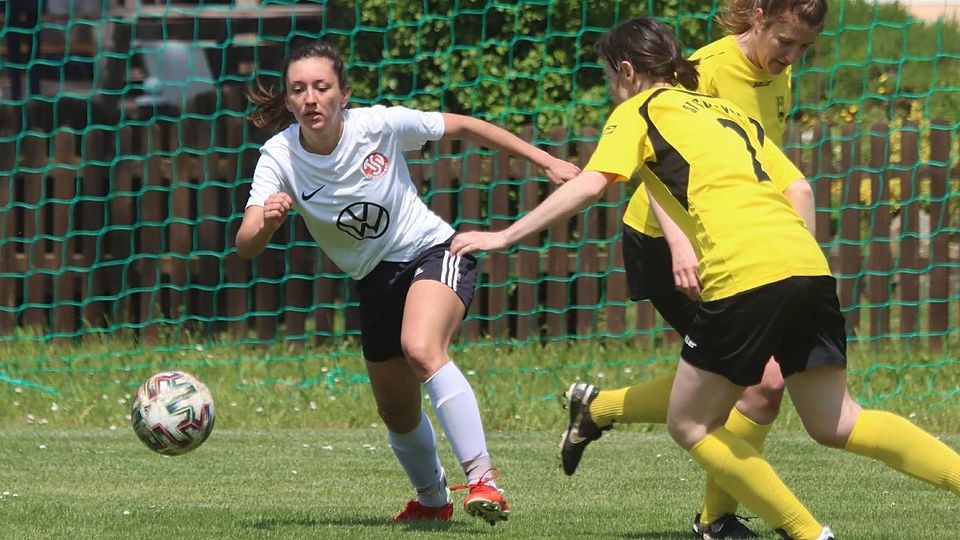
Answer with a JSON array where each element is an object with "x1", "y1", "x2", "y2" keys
[{"x1": 1, "y1": 0, "x2": 958, "y2": 410}]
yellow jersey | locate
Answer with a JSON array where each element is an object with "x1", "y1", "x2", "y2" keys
[
  {"x1": 587, "y1": 87, "x2": 828, "y2": 301},
  {"x1": 623, "y1": 34, "x2": 794, "y2": 237}
]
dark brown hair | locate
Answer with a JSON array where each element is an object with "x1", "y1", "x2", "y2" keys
[
  {"x1": 595, "y1": 17, "x2": 699, "y2": 91},
  {"x1": 246, "y1": 41, "x2": 349, "y2": 131},
  {"x1": 718, "y1": 0, "x2": 828, "y2": 34}
]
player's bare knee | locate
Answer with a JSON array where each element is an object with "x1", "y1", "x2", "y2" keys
[
  {"x1": 667, "y1": 417, "x2": 709, "y2": 450},
  {"x1": 400, "y1": 339, "x2": 441, "y2": 371},
  {"x1": 377, "y1": 406, "x2": 420, "y2": 433},
  {"x1": 738, "y1": 388, "x2": 784, "y2": 425},
  {"x1": 802, "y1": 421, "x2": 848, "y2": 448}
]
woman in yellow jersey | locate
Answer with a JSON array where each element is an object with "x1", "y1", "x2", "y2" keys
[
  {"x1": 559, "y1": 2, "x2": 826, "y2": 537},
  {"x1": 451, "y1": 17, "x2": 960, "y2": 540}
]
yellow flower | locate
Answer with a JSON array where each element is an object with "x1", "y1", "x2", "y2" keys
[
  {"x1": 878, "y1": 86, "x2": 887, "y2": 94},
  {"x1": 879, "y1": 73, "x2": 889, "y2": 83}
]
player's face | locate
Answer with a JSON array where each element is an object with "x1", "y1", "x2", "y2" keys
[
  {"x1": 285, "y1": 57, "x2": 349, "y2": 134},
  {"x1": 752, "y1": 17, "x2": 820, "y2": 74}
]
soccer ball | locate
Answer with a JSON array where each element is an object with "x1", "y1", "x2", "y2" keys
[{"x1": 131, "y1": 371, "x2": 216, "y2": 456}]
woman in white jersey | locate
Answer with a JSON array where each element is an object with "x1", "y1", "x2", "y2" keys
[{"x1": 236, "y1": 41, "x2": 579, "y2": 525}]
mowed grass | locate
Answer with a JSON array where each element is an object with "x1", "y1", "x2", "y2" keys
[
  {"x1": 2, "y1": 338, "x2": 959, "y2": 538},
  {"x1": 1, "y1": 428, "x2": 958, "y2": 539},
  {"x1": 2, "y1": 338, "x2": 959, "y2": 432}
]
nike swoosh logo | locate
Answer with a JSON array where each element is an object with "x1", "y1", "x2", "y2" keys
[
  {"x1": 301, "y1": 186, "x2": 325, "y2": 200},
  {"x1": 566, "y1": 427, "x2": 587, "y2": 445}
]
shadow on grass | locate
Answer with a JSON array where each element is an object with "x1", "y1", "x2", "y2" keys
[
  {"x1": 616, "y1": 531, "x2": 695, "y2": 539},
  {"x1": 247, "y1": 516, "x2": 490, "y2": 534}
]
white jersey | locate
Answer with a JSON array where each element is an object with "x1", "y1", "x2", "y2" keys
[{"x1": 246, "y1": 105, "x2": 454, "y2": 279}]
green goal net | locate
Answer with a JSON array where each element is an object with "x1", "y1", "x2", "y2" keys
[{"x1": 1, "y1": 0, "x2": 958, "y2": 418}]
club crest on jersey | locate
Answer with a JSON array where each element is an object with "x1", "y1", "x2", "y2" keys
[
  {"x1": 361, "y1": 152, "x2": 389, "y2": 179},
  {"x1": 337, "y1": 202, "x2": 390, "y2": 240}
]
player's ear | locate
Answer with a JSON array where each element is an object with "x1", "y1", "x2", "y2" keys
[{"x1": 340, "y1": 87, "x2": 351, "y2": 108}]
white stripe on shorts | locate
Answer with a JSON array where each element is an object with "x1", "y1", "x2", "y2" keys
[
  {"x1": 451, "y1": 253, "x2": 461, "y2": 290},
  {"x1": 441, "y1": 251, "x2": 461, "y2": 291},
  {"x1": 441, "y1": 251, "x2": 449, "y2": 286}
]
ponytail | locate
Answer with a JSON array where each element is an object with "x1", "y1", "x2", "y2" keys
[
  {"x1": 246, "y1": 79, "x2": 294, "y2": 131},
  {"x1": 674, "y1": 58, "x2": 700, "y2": 91}
]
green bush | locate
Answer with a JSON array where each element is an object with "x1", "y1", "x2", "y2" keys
[{"x1": 264, "y1": 0, "x2": 958, "y2": 139}]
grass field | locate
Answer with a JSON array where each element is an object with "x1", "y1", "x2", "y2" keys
[
  {"x1": 1, "y1": 339, "x2": 958, "y2": 538},
  {"x1": 2, "y1": 429, "x2": 958, "y2": 539},
  {"x1": 2, "y1": 338, "x2": 958, "y2": 431}
]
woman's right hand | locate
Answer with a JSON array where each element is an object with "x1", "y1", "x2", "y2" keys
[
  {"x1": 542, "y1": 157, "x2": 581, "y2": 185},
  {"x1": 450, "y1": 230, "x2": 511, "y2": 257},
  {"x1": 263, "y1": 192, "x2": 293, "y2": 228},
  {"x1": 668, "y1": 236, "x2": 701, "y2": 301},
  {"x1": 236, "y1": 192, "x2": 292, "y2": 259}
]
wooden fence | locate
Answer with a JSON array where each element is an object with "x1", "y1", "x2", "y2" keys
[{"x1": 1, "y1": 86, "x2": 958, "y2": 350}]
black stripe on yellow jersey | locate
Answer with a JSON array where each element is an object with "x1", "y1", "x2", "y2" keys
[{"x1": 585, "y1": 86, "x2": 830, "y2": 301}]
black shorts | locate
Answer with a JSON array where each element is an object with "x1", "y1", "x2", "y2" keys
[
  {"x1": 356, "y1": 238, "x2": 477, "y2": 362},
  {"x1": 681, "y1": 276, "x2": 847, "y2": 386},
  {"x1": 622, "y1": 224, "x2": 699, "y2": 335}
]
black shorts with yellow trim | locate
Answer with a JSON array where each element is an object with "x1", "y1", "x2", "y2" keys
[
  {"x1": 622, "y1": 224, "x2": 699, "y2": 335},
  {"x1": 680, "y1": 275, "x2": 847, "y2": 386},
  {"x1": 356, "y1": 237, "x2": 477, "y2": 362}
]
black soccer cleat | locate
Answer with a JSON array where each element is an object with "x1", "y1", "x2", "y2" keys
[
  {"x1": 559, "y1": 383, "x2": 611, "y2": 476},
  {"x1": 693, "y1": 513, "x2": 758, "y2": 539}
]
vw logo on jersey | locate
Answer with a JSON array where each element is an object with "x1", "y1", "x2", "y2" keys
[
  {"x1": 361, "y1": 152, "x2": 389, "y2": 179},
  {"x1": 337, "y1": 202, "x2": 390, "y2": 240}
]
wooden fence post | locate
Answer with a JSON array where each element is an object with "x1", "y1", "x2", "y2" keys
[
  {"x1": 51, "y1": 132, "x2": 79, "y2": 341},
  {"x1": 810, "y1": 124, "x2": 833, "y2": 251},
  {"x1": 545, "y1": 126, "x2": 569, "y2": 339},
  {"x1": 168, "y1": 124, "x2": 195, "y2": 332},
  {"x1": 866, "y1": 123, "x2": 891, "y2": 340},
  {"x1": 220, "y1": 90, "x2": 251, "y2": 341},
  {"x1": 575, "y1": 134, "x2": 600, "y2": 339},
  {"x1": 927, "y1": 119, "x2": 951, "y2": 352},
  {"x1": 837, "y1": 123, "x2": 863, "y2": 334},
  {"x1": 603, "y1": 182, "x2": 627, "y2": 338},
  {"x1": 485, "y1": 148, "x2": 513, "y2": 340},
  {"x1": 898, "y1": 121, "x2": 921, "y2": 343},
  {"x1": 284, "y1": 218, "x2": 315, "y2": 347},
  {"x1": 516, "y1": 126, "x2": 540, "y2": 341},
  {"x1": 78, "y1": 116, "x2": 114, "y2": 333},
  {"x1": 0, "y1": 127, "x2": 17, "y2": 334},
  {"x1": 20, "y1": 134, "x2": 47, "y2": 330},
  {"x1": 460, "y1": 148, "x2": 483, "y2": 341},
  {"x1": 137, "y1": 122, "x2": 170, "y2": 344}
]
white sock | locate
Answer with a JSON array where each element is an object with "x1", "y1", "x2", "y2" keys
[
  {"x1": 387, "y1": 411, "x2": 448, "y2": 507},
  {"x1": 425, "y1": 361, "x2": 495, "y2": 486}
]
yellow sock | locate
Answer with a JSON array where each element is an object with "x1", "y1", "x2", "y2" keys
[
  {"x1": 689, "y1": 428, "x2": 822, "y2": 540},
  {"x1": 589, "y1": 372, "x2": 674, "y2": 427},
  {"x1": 845, "y1": 409, "x2": 960, "y2": 496},
  {"x1": 699, "y1": 407, "x2": 774, "y2": 525}
]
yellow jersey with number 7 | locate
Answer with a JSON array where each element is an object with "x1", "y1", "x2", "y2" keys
[
  {"x1": 623, "y1": 34, "x2": 794, "y2": 239},
  {"x1": 586, "y1": 87, "x2": 828, "y2": 301}
]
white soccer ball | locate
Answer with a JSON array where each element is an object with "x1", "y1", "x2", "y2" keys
[{"x1": 131, "y1": 371, "x2": 216, "y2": 456}]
